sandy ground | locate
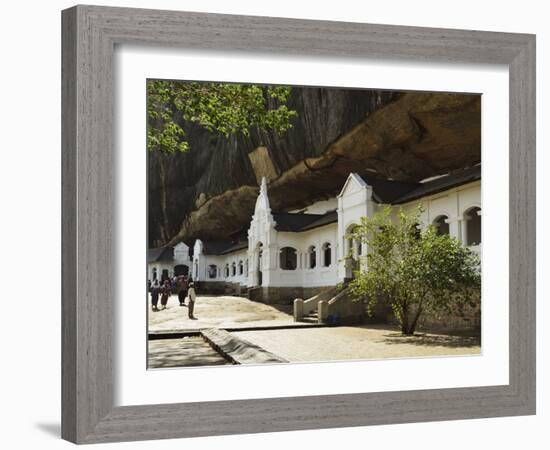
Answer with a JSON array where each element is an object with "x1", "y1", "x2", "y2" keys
[
  {"x1": 235, "y1": 325, "x2": 480, "y2": 362},
  {"x1": 148, "y1": 294, "x2": 308, "y2": 331}
]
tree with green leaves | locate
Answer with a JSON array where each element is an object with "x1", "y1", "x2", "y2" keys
[
  {"x1": 349, "y1": 206, "x2": 481, "y2": 335},
  {"x1": 147, "y1": 80, "x2": 297, "y2": 153}
]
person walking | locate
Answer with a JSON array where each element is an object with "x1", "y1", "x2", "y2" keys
[
  {"x1": 177, "y1": 275, "x2": 189, "y2": 306},
  {"x1": 160, "y1": 279, "x2": 171, "y2": 310},
  {"x1": 187, "y1": 282, "x2": 197, "y2": 319},
  {"x1": 150, "y1": 279, "x2": 160, "y2": 312},
  {"x1": 171, "y1": 275, "x2": 177, "y2": 292}
]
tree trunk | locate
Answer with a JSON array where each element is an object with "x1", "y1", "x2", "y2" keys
[
  {"x1": 405, "y1": 307, "x2": 423, "y2": 335},
  {"x1": 400, "y1": 302, "x2": 410, "y2": 335}
]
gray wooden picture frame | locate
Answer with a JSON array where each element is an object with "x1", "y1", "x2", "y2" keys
[{"x1": 61, "y1": 4, "x2": 536, "y2": 444}]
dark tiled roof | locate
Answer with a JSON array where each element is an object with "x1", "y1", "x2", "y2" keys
[
  {"x1": 202, "y1": 241, "x2": 248, "y2": 255},
  {"x1": 391, "y1": 165, "x2": 481, "y2": 204},
  {"x1": 219, "y1": 241, "x2": 249, "y2": 255},
  {"x1": 365, "y1": 177, "x2": 420, "y2": 204},
  {"x1": 362, "y1": 165, "x2": 480, "y2": 205},
  {"x1": 148, "y1": 246, "x2": 174, "y2": 263},
  {"x1": 300, "y1": 210, "x2": 338, "y2": 231},
  {"x1": 273, "y1": 210, "x2": 338, "y2": 232}
]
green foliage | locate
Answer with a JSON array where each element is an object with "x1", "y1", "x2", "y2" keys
[
  {"x1": 147, "y1": 80, "x2": 297, "y2": 153},
  {"x1": 349, "y1": 206, "x2": 481, "y2": 335}
]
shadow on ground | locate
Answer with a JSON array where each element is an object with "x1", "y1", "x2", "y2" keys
[
  {"x1": 148, "y1": 337, "x2": 231, "y2": 368},
  {"x1": 379, "y1": 329, "x2": 481, "y2": 348}
]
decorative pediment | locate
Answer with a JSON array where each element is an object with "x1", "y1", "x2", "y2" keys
[
  {"x1": 338, "y1": 172, "x2": 368, "y2": 197},
  {"x1": 174, "y1": 242, "x2": 190, "y2": 262}
]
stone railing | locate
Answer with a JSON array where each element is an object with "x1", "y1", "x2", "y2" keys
[
  {"x1": 318, "y1": 288, "x2": 364, "y2": 325},
  {"x1": 293, "y1": 287, "x2": 339, "y2": 322}
]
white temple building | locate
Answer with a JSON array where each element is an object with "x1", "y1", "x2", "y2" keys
[
  {"x1": 147, "y1": 165, "x2": 481, "y2": 326},
  {"x1": 147, "y1": 241, "x2": 192, "y2": 282},
  {"x1": 182, "y1": 165, "x2": 481, "y2": 305}
]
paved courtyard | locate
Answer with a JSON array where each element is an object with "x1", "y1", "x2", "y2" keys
[
  {"x1": 147, "y1": 295, "x2": 480, "y2": 368},
  {"x1": 148, "y1": 294, "x2": 309, "y2": 332},
  {"x1": 235, "y1": 326, "x2": 480, "y2": 363}
]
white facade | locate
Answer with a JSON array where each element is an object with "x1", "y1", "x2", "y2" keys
[
  {"x1": 173, "y1": 242, "x2": 191, "y2": 263},
  {"x1": 399, "y1": 181, "x2": 482, "y2": 258},
  {"x1": 243, "y1": 178, "x2": 339, "y2": 289},
  {"x1": 191, "y1": 171, "x2": 482, "y2": 291},
  {"x1": 337, "y1": 173, "x2": 377, "y2": 279},
  {"x1": 147, "y1": 242, "x2": 192, "y2": 281},
  {"x1": 192, "y1": 240, "x2": 249, "y2": 285}
]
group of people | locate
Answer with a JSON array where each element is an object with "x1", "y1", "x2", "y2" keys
[{"x1": 148, "y1": 274, "x2": 197, "y2": 319}]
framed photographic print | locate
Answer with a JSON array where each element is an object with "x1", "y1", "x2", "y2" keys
[{"x1": 61, "y1": 5, "x2": 536, "y2": 444}]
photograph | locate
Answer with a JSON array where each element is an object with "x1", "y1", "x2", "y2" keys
[
  {"x1": 146, "y1": 81, "x2": 482, "y2": 368},
  {"x1": 1, "y1": 0, "x2": 543, "y2": 447}
]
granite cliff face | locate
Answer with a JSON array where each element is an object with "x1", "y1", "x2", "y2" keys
[{"x1": 148, "y1": 88, "x2": 480, "y2": 247}]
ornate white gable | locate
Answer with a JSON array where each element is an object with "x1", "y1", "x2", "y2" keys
[
  {"x1": 338, "y1": 172, "x2": 368, "y2": 198},
  {"x1": 174, "y1": 242, "x2": 190, "y2": 263}
]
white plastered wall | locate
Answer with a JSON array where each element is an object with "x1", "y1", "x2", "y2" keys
[
  {"x1": 399, "y1": 180, "x2": 482, "y2": 258},
  {"x1": 191, "y1": 176, "x2": 481, "y2": 289}
]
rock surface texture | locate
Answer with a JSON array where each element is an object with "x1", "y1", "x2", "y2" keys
[{"x1": 148, "y1": 88, "x2": 480, "y2": 247}]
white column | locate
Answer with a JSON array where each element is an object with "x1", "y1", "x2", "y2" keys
[
  {"x1": 448, "y1": 216, "x2": 461, "y2": 242},
  {"x1": 314, "y1": 243, "x2": 319, "y2": 269},
  {"x1": 461, "y1": 216, "x2": 470, "y2": 245}
]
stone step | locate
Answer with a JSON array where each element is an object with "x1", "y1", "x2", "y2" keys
[
  {"x1": 201, "y1": 328, "x2": 288, "y2": 365},
  {"x1": 301, "y1": 317, "x2": 319, "y2": 324}
]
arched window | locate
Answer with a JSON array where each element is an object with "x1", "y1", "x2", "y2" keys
[
  {"x1": 238, "y1": 260, "x2": 243, "y2": 275},
  {"x1": 465, "y1": 207, "x2": 481, "y2": 246},
  {"x1": 224, "y1": 264, "x2": 229, "y2": 278},
  {"x1": 433, "y1": 215, "x2": 450, "y2": 236},
  {"x1": 322, "y1": 242, "x2": 332, "y2": 267},
  {"x1": 308, "y1": 245, "x2": 316, "y2": 269},
  {"x1": 174, "y1": 264, "x2": 188, "y2": 276},
  {"x1": 208, "y1": 265, "x2": 217, "y2": 279},
  {"x1": 231, "y1": 262, "x2": 236, "y2": 277},
  {"x1": 152, "y1": 267, "x2": 157, "y2": 280},
  {"x1": 280, "y1": 247, "x2": 297, "y2": 270}
]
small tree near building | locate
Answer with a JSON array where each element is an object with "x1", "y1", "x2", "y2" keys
[{"x1": 349, "y1": 206, "x2": 481, "y2": 335}]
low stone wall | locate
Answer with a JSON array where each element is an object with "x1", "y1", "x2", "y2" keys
[
  {"x1": 196, "y1": 281, "x2": 245, "y2": 296},
  {"x1": 414, "y1": 301, "x2": 481, "y2": 331},
  {"x1": 364, "y1": 302, "x2": 393, "y2": 324},
  {"x1": 339, "y1": 291, "x2": 480, "y2": 331},
  {"x1": 384, "y1": 295, "x2": 481, "y2": 331},
  {"x1": 250, "y1": 286, "x2": 331, "y2": 305},
  {"x1": 322, "y1": 289, "x2": 365, "y2": 325}
]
